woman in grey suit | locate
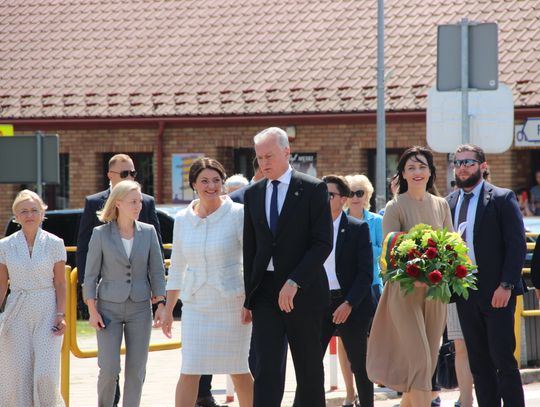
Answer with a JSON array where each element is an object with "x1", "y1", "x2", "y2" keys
[{"x1": 83, "y1": 180, "x2": 166, "y2": 407}]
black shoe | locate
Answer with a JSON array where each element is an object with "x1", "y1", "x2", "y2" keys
[{"x1": 195, "y1": 396, "x2": 227, "y2": 407}]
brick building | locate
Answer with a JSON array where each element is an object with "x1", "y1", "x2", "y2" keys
[{"x1": 1, "y1": 0, "x2": 539, "y2": 231}]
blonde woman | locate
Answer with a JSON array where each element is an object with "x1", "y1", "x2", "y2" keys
[
  {"x1": 331, "y1": 174, "x2": 384, "y2": 407},
  {"x1": 83, "y1": 180, "x2": 166, "y2": 407},
  {"x1": 0, "y1": 190, "x2": 66, "y2": 406}
]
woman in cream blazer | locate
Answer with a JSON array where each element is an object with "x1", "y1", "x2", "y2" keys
[{"x1": 162, "y1": 158, "x2": 252, "y2": 407}]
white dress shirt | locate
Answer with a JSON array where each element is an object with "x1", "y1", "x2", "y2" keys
[
  {"x1": 265, "y1": 165, "x2": 293, "y2": 271},
  {"x1": 323, "y1": 212, "x2": 342, "y2": 290},
  {"x1": 454, "y1": 180, "x2": 484, "y2": 267}
]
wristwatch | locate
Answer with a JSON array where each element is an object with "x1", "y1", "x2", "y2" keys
[
  {"x1": 155, "y1": 299, "x2": 167, "y2": 307},
  {"x1": 500, "y1": 282, "x2": 514, "y2": 290},
  {"x1": 286, "y1": 279, "x2": 300, "y2": 288}
]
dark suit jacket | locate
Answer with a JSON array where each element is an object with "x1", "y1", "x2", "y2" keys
[
  {"x1": 335, "y1": 213, "x2": 376, "y2": 320},
  {"x1": 229, "y1": 184, "x2": 248, "y2": 204},
  {"x1": 76, "y1": 188, "x2": 162, "y2": 283},
  {"x1": 447, "y1": 182, "x2": 526, "y2": 301},
  {"x1": 243, "y1": 171, "x2": 333, "y2": 312}
]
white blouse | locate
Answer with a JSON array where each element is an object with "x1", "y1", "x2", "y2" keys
[{"x1": 166, "y1": 196, "x2": 244, "y2": 300}]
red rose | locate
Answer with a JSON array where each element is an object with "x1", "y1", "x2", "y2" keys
[
  {"x1": 406, "y1": 263, "x2": 420, "y2": 278},
  {"x1": 454, "y1": 265, "x2": 468, "y2": 279},
  {"x1": 445, "y1": 244, "x2": 453, "y2": 251},
  {"x1": 428, "y1": 269, "x2": 443, "y2": 284},
  {"x1": 428, "y1": 238, "x2": 437, "y2": 247},
  {"x1": 407, "y1": 249, "x2": 421, "y2": 259},
  {"x1": 424, "y1": 247, "x2": 438, "y2": 259}
]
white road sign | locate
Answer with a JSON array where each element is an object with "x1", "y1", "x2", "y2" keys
[{"x1": 427, "y1": 84, "x2": 514, "y2": 153}]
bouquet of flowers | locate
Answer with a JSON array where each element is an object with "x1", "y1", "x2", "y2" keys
[{"x1": 380, "y1": 224, "x2": 477, "y2": 303}]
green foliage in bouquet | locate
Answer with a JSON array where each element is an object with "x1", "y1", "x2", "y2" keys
[{"x1": 382, "y1": 224, "x2": 477, "y2": 303}]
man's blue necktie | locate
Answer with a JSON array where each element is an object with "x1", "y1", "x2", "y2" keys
[{"x1": 270, "y1": 180, "x2": 280, "y2": 235}]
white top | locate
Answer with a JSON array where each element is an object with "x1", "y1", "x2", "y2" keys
[
  {"x1": 121, "y1": 237, "x2": 133, "y2": 258},
  {"x1": 0, "y1": 229, "x2": 66, "y2": 291},
  {"x1": 166, "y1": 196, "x2": 245, "y2": 300},
  {"x1": 323, "y1": 212, "x2": 342, "y2": 290},
  {"x1": 265, "y1": 165, "x2": 293, "y2": 271}
]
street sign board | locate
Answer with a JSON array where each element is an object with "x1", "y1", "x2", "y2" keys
[
  {"x1": 427, "y1": 84, "x2": 513, "y2": 153},
  {"x1": 0, "y1": 124, "x2": 14, "y2": 136},
  {"x1": 515, "y1": 118, "x2": 540, "y2": 146},
  {"x1": 0, "y1": 135, "x2": 60, "y2": 183},
  {"x1": 437, "y1": 22, "x2": 498, "y2": 91}
]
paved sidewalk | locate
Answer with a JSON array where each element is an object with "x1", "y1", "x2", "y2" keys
[{"x1": 67, "y1": 322, "x2": 540, "y2": 406}]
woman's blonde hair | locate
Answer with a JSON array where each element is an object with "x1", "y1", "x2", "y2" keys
[
  {"x1": 345, "y1": 174, "x2": 374, "y2": 210},
  {"x1": 98, "y1": 180, "x2": 141, "y2": 223},
  {"x1": 12, "y1": 189, "x2": 47, "y2": 215}
]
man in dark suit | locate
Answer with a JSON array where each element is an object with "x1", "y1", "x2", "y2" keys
[
  {"x1": 242, "y1": 127, "x2": 333, "y2": 407},
  {"x1": 77, "y1": 154, "x2": 162, "y2": 284},
  {"x1": 76, "y1": 153, "x2": 163, "y2": 407},
  {"x1": 319, "y1": 175, "x2": 375, "y2": 407},
  {"x1": 447, "y1": 144, "x2": 526, "y2": 407}
]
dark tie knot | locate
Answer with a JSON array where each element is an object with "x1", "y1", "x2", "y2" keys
[
  {"x1": 463, "y1": 192, "x2": 473, "y2": 201},
  {"x1": 272, "y1": 180, "x2": 280, "y2": 188}
]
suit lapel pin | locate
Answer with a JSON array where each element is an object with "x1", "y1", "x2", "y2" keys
[
  {"x1": 341, "y1": 228, "x2": 345, "y2": 233},
  {"x1": 294, "y1": 191, "x2": 299, "y2": 196}
]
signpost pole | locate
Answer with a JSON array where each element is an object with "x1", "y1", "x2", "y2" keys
[
  {"x1": 36, "y1": 131, "x2": 43, "y2": 197},
  {"x1": 375, "y1": 0, "x2": 387, "y2": 211},
  {"x1": 461, "y1": 18, "x2": 470, "y2": 144}
]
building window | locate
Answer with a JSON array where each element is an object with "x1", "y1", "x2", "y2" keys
[
  {"x1": 44, "y1": 153, "x2": 69, "y2": 209},
  {"x1": 102, "y1": 153, "x2": 154, "y2": 196},
  {"x1": 234, "y1": 148, "x2": 256, "y2": 180}
]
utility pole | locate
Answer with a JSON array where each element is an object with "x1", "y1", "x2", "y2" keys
[{"x1": 375, "y1": 0, "x2": 386, "y2": 211}]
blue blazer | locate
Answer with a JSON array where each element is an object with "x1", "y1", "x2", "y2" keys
[
  {"x1": 446, "y1": 182, "x2": 526, "y2": 301},
  {"x1": 76, "y1": 188, "x2": 162, "y2": 283}
]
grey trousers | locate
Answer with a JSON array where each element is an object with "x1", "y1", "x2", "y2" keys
[{"x1": 96, "y1": 298, "x2": 152, "y2": 407}]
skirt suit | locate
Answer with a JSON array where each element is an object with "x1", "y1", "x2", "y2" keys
[
  {"x1": 367, "y1": 192, "x2": 453, "y2": 392},
  {"x1": 166, "y1": 197, "x2": 251, "y2": 374}
]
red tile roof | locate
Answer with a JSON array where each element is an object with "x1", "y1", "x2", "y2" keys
[{"x1": 0, "y1": 0, "x2": 539, "y2": 118}]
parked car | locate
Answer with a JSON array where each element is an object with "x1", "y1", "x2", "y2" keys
[
  {"x1": 524, "y1": 217, "x2": 540, "y2": 273},
  {"x1": 3, "y1": 204, "x2": 187, "y2": 267}
]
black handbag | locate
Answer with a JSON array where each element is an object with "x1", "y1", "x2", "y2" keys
[{"x1": 436, "y1": 330, "x2": 458, "y2": 389}]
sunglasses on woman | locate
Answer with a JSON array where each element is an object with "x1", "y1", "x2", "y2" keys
[
  {"x1": 110, "y1": 170, "x2": 137, "y2": 178},
  {"x1": 350, "y1": 190, "x2": 365, "y2": 198}
]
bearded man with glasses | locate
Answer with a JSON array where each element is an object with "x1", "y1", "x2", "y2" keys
[{"x1": 446, "y1": 144, "x2": 526, "y2": 407}]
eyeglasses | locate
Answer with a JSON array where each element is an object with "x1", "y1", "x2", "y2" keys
[
  {"x1": 350, "y1": 190, "x2": 365, "y2": 198},
  {"x1": 110, "y1": 170, "x2": 137, "y2": 178},
  {"x1": 328, "y1": 192, "x2": 344, "y2": 200},
  {"x1": 453, "y1": 159, "x2": 480, "y2": 168},
  {"x1": 17, "y1": 208, "x2": 41, "y2": 217}
]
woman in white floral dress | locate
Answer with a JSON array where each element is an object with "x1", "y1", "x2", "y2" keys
[{"x1": 0, "y1": 190, "x2": 67, "y2": 406}]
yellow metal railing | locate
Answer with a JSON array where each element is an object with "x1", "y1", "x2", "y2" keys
[
  {"x1": 514, "y1": 233, "x2": 539, "y2": 367},
  {"x1": 61, "y1": 267, "x2": 181, "y2": 406}
]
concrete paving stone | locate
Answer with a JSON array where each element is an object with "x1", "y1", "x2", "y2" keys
[{"x1": 66, "y1": 321, "x2": 540, "y2": 406}]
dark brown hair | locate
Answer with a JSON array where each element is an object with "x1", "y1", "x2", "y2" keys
[
  {"x1": 393, "y1": 146, "x2": 437, "y2": 195},
  {"x1": 322, "y1": 174, "x2": 351, "y2": 197},
  {"x1": 188, "y1": 158, "x2": 227, "y2": 190},
  {"x1": 455, "y1": 144, "x2": 486, "y2": 163}
]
